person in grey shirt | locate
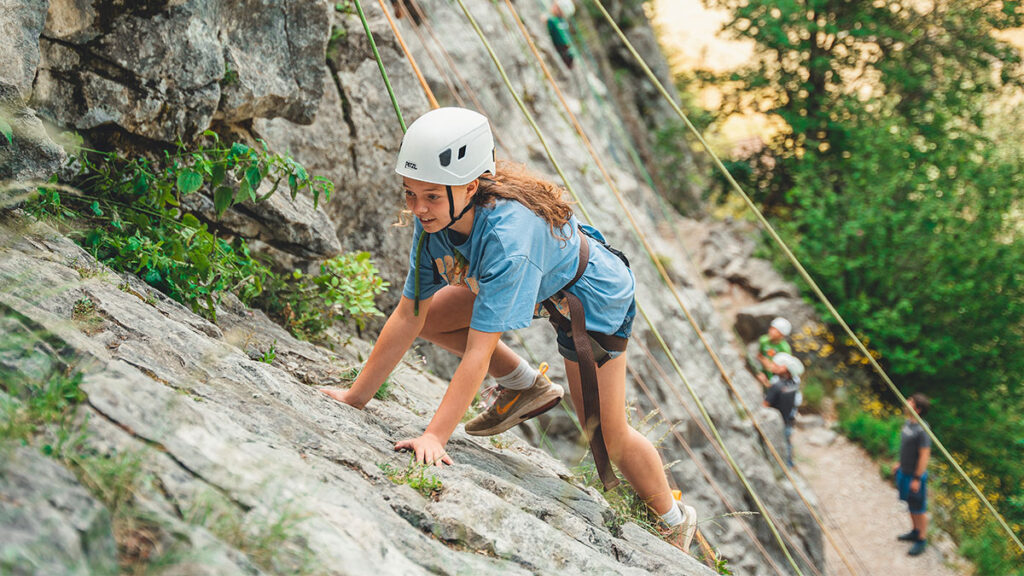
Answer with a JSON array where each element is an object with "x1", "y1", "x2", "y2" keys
[{"x1": 894, "y1": 393, "x2": 932, "y2": 556}]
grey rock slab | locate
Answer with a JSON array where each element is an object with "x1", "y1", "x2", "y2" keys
[
  {"x1": 0, "y1": 0, "x2": 48, "y2": 100},
  {"x1": 735, "y1": 297, "x2": 818, "y2": 343},
  {"x1": 0, "y1": 81, "x2": 66, "y2": 181},
  {"x1": 33, "y1": 0, "x2": 328, "y2": 142},
  {"x1": 0, "y1": 447, "x2": 118, "y2": 576}
]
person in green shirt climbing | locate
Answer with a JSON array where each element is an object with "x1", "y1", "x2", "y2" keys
[
  {"x1": 755, "y1": 317, "x2": 792, "y2": 387},
  {"x1": 547, "y1": 0, "x2": 577, "y2": 69}
]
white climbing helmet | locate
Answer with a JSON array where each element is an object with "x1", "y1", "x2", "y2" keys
[
  {"x1": 395, "y1": 107, "x2": 495, "y2": 186},
  {"x1": 773, "y1": 353, "x2": 804, "y2": 378},
  {"x1": 770, "y1": 317, "x2": 792, "y2": 337},
  {"x1": 554, "y1": 0, "x2": 576, "y2": 17}
]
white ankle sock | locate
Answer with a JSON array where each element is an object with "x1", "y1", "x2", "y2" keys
[
  {"x1": 660, "y1": 502, "x2": 683, "y2": 526},
  {"x1": 494, "y1": 359, "x2": 538, "y2": 391}
]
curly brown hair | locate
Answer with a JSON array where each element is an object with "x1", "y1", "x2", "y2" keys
[{"x1": 473, "y1": 160, "x2": 574, "y2": 239}]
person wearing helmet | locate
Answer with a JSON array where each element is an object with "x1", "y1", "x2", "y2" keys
[
  {"x1": 547, "y1": 0, "x2": 577, "y2": 69},
  {"x1": 321, "y1": 107, "x2": 698, "y2": 553},
  {"x1": 762, "y1": 352, "x2": 803, "y2": 467},
  {"x1": 755, "y1": 316, "x2": 793, "y2": 386}
]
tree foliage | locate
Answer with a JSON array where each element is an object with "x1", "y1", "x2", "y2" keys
[{"x1": 701, "y1": 0, "x2": 1024, "y2": 563}]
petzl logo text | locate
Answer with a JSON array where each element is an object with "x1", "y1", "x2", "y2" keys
[{"x1": 405, "y1": 161, "x2": 417, "y2": 170}]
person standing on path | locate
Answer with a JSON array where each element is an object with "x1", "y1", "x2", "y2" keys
[
  {"x1": 762, "y1": 352, "x2": 803, "y2": 467},
  {"x1": 895, "y1": 393, "x2": 932, "y2": 556}
]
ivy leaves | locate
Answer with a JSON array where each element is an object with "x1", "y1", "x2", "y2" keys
[{"x1": 28, "y1": 134, "x2": 386, "y2": 339}]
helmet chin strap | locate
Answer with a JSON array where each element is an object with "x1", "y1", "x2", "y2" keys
[{"x1": 440, "y1": 184, "x2": 474, "y2": 231}]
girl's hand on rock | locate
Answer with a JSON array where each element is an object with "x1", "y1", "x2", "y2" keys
[
  {"x1": 395, "y1": 433, "x2": 453, "y2": 466},
  {"x1": 319, "y1": 387, "x2": 366, "y2": 409}
]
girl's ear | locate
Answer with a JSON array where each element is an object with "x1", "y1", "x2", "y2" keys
[{"x1": 465, "y1": 179, "x2": 480, "y2": 198}]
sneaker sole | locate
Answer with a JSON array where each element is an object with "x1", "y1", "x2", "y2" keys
[{"x1": 465, "y1": 391, "x2": 563, "y2": 437}]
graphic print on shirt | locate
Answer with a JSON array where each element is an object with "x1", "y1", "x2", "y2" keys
[
  {"x1": 533, "y1": 293, "x2": 571, "y2": 319},
  {"x1": 434, "y1": 251, "x2": 480, "y2": 294}
]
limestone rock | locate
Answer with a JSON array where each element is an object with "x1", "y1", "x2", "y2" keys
[
  {"x1": 32, "y1": 0, "x2": 329, "y2": 143},
  {"x1": 0, "y1": 1, "x2": 65, "y2": 182},
  {"x1": 736, "y1": 297, "x2": 818, "y2": 343},
  {"x1": 0, "y1": 447, "x2": 118, "y2": 576},
  {"x1": 0, "y1": 216, "x2": 722, "y2": 575}
]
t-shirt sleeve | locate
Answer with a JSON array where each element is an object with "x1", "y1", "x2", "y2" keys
[
  {"x1": 469, "y1": 255, "x2": 543, "y2": 333},
  {"x1": 401, "y1": 225, "x2": 445, "y2": 302},
  {"x1": 918, "y1": 428, "x2": 932, "y2": 449}
]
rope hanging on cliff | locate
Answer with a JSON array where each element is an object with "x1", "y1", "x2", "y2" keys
[
  {"x1": 586, "y1": 0, "x2": 1024, "y2": 556},
  {"x1": 448, "y1": 1, "x2": 807, "y2": 573},
  {"x1": 371, "y1": 0, "x2": 439, "y2": 109},
  {"x1": 496, "y1": 1, "x2": 861, "y2": 572},
  {"x1": 402, "y1": 0, "x2": 514, "y2": 155},
  {"x1": 352, "y1": 0, "x2": 408, "y2": 130}
]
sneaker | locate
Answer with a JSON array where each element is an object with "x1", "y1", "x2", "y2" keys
[
  {"x1": 659, "y1": 502, "x2": 698, "y2": 553},
  {"x1": 908, "y1": 539, "x2": 927, "y2": 556},
  {"x1": 465, "y1": 363, "x2": 564, "y2": 436},
  {"x1": 897, "y1": 529, "x2": 920, "y2": 542}
]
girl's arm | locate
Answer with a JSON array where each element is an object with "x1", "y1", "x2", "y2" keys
[
  {"x1": 321, "y1": 295, "x2": 430, "y2": 409},
  {"x1": 395, "y1": 328, "x2": 501, "y2": 466}
]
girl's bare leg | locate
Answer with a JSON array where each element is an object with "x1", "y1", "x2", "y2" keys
[
  {"x1": 563, "y1": 353, "x2": 675, "y2": 515},
  {"x1": 417, "y1": 285, "x2": 522, "y2": 377}
]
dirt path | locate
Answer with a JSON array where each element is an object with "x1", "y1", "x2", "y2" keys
[{"x1": 794, "y1": 423, "x2": 972, "y2": 576}]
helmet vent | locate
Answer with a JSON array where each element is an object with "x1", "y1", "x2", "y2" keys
[
  {"x1": 439, "y1": 148, "x2": 452, "y2": 167},
  {"x1": 458, "y1": 145, "x2": 467, "y2": 160}
]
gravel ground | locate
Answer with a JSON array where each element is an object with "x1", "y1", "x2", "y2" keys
[{"x1": 794, "y1": 422, "x2": 973, "y2": 576}]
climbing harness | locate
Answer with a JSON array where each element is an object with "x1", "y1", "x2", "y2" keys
[{"x1": 540, "y1": 227, "x2": 628, "y2": 490}]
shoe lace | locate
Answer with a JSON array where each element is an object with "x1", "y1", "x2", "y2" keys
[{"x1": 479, "y1": 383, "x2": 500, "y2": 410}]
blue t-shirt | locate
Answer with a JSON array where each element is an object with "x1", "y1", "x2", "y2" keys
[{"x1": 402, "y1": 199, "x2": 635, "y2": 335}]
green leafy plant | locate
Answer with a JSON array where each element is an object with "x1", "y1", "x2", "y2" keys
[
  {"x1": 27, "y1": 136, "x2": 332, "y2": 320},
  {"x1": 26, "y1": 135, "x2": 384, "y2": 341},
  {"x1": 258, "y1": 341, "x2": 277, "y2": 364},
  {"x1": 837, "y1": 400, "x2": 902, "y2": 461},
  {"x1": 0, "y1": 369, "x2": 86, "y2": 444},
  {"x1": 261, "y1": 252, "x2": 389, "y2": 340},
  {"x1": 378, "y1": 457, "x2": 443, "y2": 498}
]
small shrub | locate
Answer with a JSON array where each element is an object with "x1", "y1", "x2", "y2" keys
[
  {"x1": 261, "y1": 252, "x2": 389, "y2": 341},
  {"x1": 28, "y1": 136, "x2": 331, "y2": 321},
  {"x1": 379, "y1": 457, "x2": 443, "y2": 498},
  {"x1": 800, "y1": 379, "x2": 825, "y2": 414},
  {"x1": 836, "y1": 393, "x2": 902, "y2": 460},
  {"x1": 1, "y1": 369, "x2": 86, "y2": 443},
  {"x1": 257, "y1": 341, "x2": 277, "y2": 364}
]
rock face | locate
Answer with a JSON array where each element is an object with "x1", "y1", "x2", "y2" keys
[
  {"x1": 0, "y1": 218, "x2": 718, "y2": 576},
  {"x1": 0, "y1": 1, "x2": 65, "y2": 182},
  {"x1": 32, "y1": 0, "x2": 329, "y2": 143},
  {"x1": 1, "y1": 0, "x2": 828, "y2": 574}
]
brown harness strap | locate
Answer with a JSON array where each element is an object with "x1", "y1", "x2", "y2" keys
[{"x1": 542, "y1": 236, "x2": 622, "y2": 491}]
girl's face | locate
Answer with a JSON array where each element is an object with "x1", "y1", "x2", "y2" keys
[{"x1": 403, "y1": 177, "x2": 477, "y2": 234}]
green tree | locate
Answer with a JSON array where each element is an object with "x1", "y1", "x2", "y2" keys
[{"x1": 700, "y1": 0, "x2": 1024, "y2": 565}]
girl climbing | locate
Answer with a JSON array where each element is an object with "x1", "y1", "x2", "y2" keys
[{"x1": 321, "y1": 107, "x2": 698, "y2": 552}]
